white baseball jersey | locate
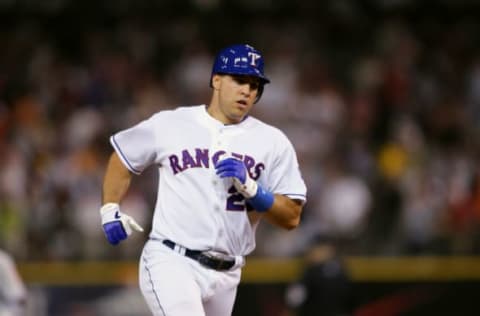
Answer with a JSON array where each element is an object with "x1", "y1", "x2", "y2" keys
[{"x1": 111, "y1": 104, "x2": 307, "y2": 256}]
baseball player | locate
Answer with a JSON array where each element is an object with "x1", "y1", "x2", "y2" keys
[
  {"x1": 0, "y1": 249, "x2": 26, "y2": 316},
  {"x1": 100, "y1": 44, "x2": 307, "y2": 316}
]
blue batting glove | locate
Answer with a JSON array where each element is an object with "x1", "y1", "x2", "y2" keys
[
  {"x1": 215, "y1": 158, "x2": 247, "y2": 184},
  {"x1": 215, "y1": 158, "x2": 274, "y2": 212},
  {"x1": 100, "y1": 203, "x2": 144, "y2": 245}
]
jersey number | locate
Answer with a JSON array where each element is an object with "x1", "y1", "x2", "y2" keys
[{"x1": 226, "y1": 186, "x2": 246, "y2": 211}]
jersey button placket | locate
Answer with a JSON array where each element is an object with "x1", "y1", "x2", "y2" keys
[
  {"x1": 211, "y1": 127, "x2": 225, "y2": 152},
  {"x1": 217, "y1": 127, "x2": 226, "y2": 144},
  {"x1": 212, "y1": 127, "x2": 227, "y2": 214}
]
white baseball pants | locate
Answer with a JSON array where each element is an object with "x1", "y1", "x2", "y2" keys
[{"x1": 139, "y1": 239, "x2": 241, "y2": 316}]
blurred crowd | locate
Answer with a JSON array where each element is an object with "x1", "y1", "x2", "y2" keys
[{"x1": 1, "y1": 1, "x2": 480, "y2": 261}]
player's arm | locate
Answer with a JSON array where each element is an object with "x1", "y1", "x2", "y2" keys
[
  {"x1": 102, "y1": 152, "x2": 132, "y2": 204},
  {"x1": 247, "y1": 196, "x2": 302, "y2": 230},
  {"x1": 100, "y1": 152, "x2": 144, "y2": 245},
  {"x1": 215, "y1": 158, "x2": 304, "y2": 230},
  {"x1": 263, "y1": 195, "x2": 303, "y2": 230}
]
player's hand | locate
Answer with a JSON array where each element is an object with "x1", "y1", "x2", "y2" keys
[
  {"x1": 100, "y1": 203, "x2": 144, "y2": 245},
  {"x1": 215, "y1": 158, "x2": 258, "y2": 198},
  {"x1": 215, "y1": 157, "x2": 275, "y2": 212}
]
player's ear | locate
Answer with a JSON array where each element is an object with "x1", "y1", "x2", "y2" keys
[{"x1": 212, "y1": 74, "x2": 222, "y2": 90}]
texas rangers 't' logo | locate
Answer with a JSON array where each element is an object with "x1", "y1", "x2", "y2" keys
[{"x1": 247, "y1": 52, "x2": 261, "y2": 67}]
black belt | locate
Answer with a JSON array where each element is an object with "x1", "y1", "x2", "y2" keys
[{"x1": 162, "y1": 239, "x2": 235, "y2": 271}]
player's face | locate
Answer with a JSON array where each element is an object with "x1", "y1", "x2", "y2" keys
[{"x1": 210, "y1": 74, "x2": 260, "y2": 124}]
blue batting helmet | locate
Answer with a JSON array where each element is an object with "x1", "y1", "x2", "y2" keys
[{"x1": 210, "y1": 44, "x2": 270, "y2": 98}]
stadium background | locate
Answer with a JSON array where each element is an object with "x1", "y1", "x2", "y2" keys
[{"x1": 2, "y1": 0, "x2": 480, "y2": 315}]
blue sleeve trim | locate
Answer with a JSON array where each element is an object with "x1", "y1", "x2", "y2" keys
[{"x1": 111, "y1": 135, "x2": 142, "y2": 174}]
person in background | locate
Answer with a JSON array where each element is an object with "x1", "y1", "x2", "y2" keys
[
  {"x1": 285, "y1": 236, "x2": 353, "y2": 316},
  {"x1": 0, "y1": 249, "x2": 27, "y2": 316}
]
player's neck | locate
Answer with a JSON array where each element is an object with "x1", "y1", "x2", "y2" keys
[
  {"x1": 206, "y1": 102, "x2": 243, "y2": 125},
  {"x1": 206, "y1": 105, "x2": 231, "y2": 125}
]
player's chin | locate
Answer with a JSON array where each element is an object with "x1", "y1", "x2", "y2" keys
[
  {"x1": 228, "y1": 110, "x2": 247, "y2": 123},
  {"x1": 234, "y1": 101, "x2": 253, "y2": 114}
]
